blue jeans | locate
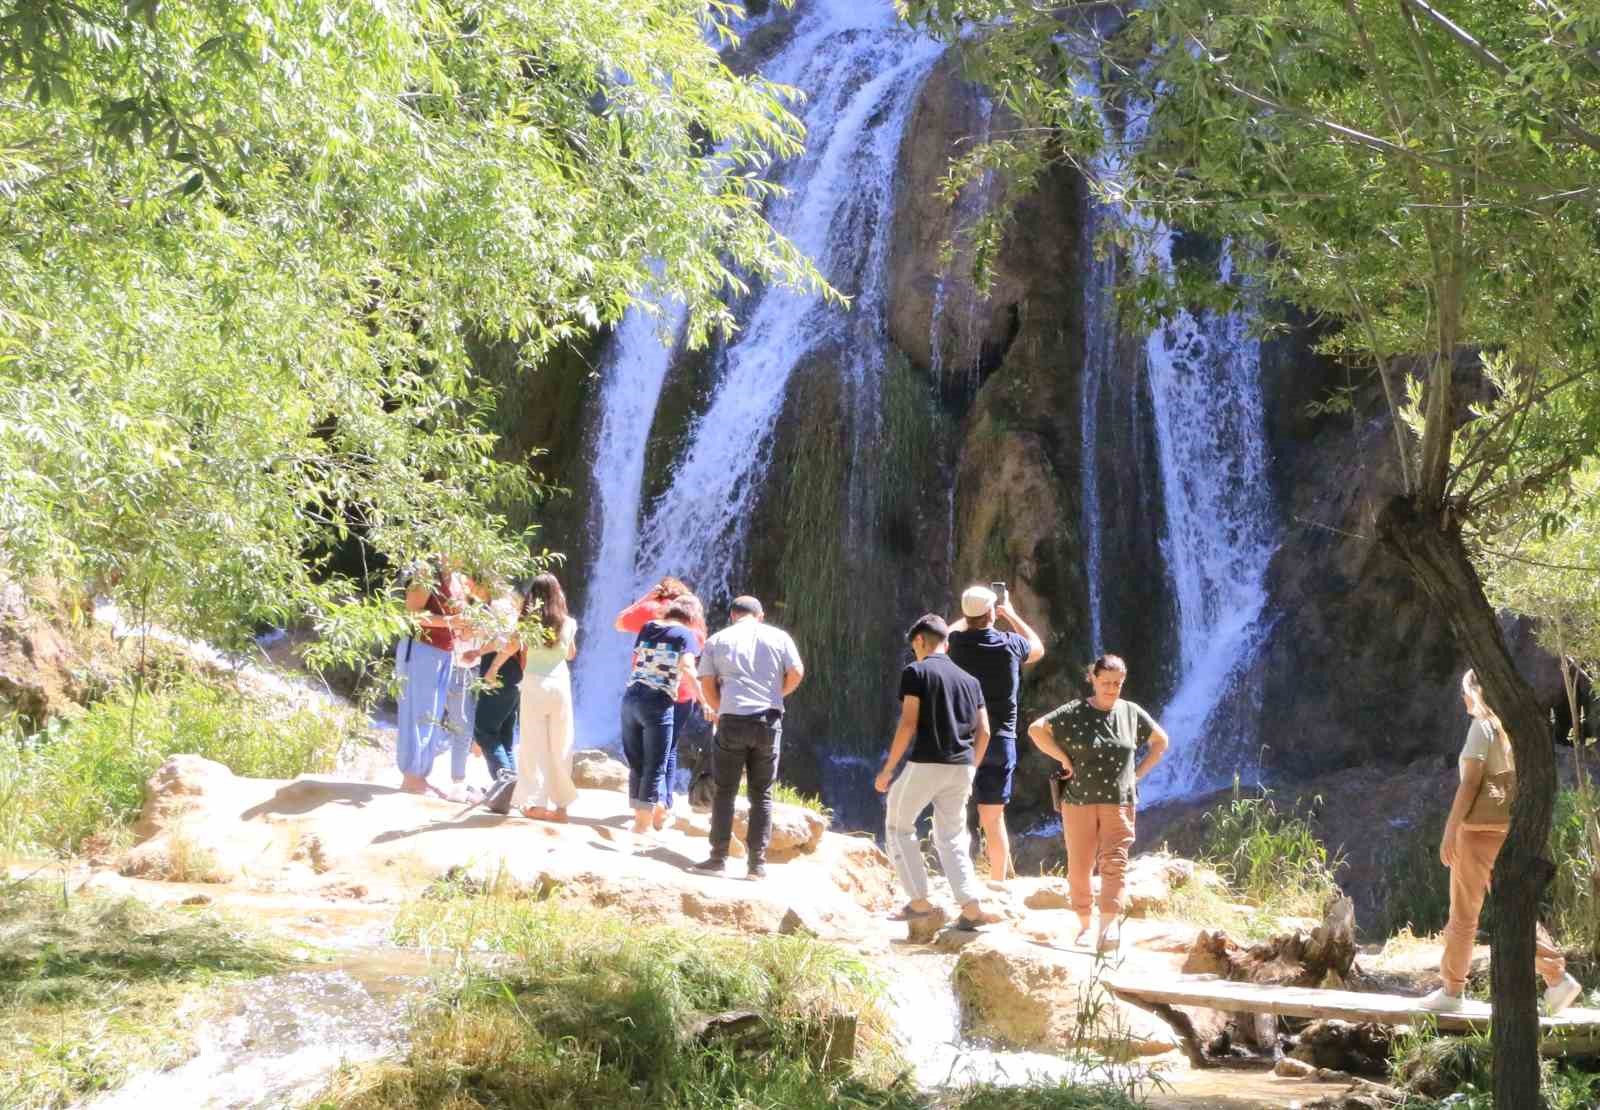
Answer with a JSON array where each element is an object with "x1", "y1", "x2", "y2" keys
[
  {"x1": 473, "y1": 664, "x2": 520, "y2": 782},
  {"x1": 445, "y1": 664, "x2": 478, "y2": 781},
  {"x1": 395, "y1": 638, "x2": 452, "y2": 778},
  {"x1": 621, "y1": 686, "x2": 674, "y2": 812}
]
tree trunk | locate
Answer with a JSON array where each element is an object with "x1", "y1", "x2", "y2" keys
[{"x1": 1377, "y1": 495, "x2": 1555, "y2": 1110}]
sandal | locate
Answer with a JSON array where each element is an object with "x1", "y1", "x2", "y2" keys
[
  {"x1": 548, "y1": 808, "x2": 569, "y2": 824},
  {"x1": 887, "y1": 902, "x2": 919, "y2": 921}
]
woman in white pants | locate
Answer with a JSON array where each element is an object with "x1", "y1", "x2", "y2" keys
[{"x1": 516, "y1": 573, "x2": 579, "y2": 821}]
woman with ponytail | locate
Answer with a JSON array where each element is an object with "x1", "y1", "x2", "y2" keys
[{"x1": 1420, "y1": 669, "x2": 1582, "y2": 1013}]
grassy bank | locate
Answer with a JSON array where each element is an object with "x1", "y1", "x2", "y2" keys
[
  {"x1": 321, "y1": 883, "x2": 1143, "y2": 1109},
  {"x1": 0, "y1": 880, "x2": 307, "y2": 1108},
  {"x1": 1145, "y1": 784, "x2": 1346, "y2": 940},
  {"x1": 1, "y1": 671, "x2": 364, "y2": 858}
]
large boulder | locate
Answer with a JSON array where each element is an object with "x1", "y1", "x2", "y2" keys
[
  {"x1": 672, "y1": 799, "x2": 829, "y2": 861},
  {"x1": 571, "y1": 749, "x2": 629, "y2": 791},
  {"x1": 953, "y1": 934, "x2": 1179, "y2": 1057},
  {"x1": 122, "y1": 756, "x2": 276, "y2": 883},
  {"x1": 735, "y1": 801, "x2": 828, "y2": 861},
  {"x1": 887, "y1": 51, "x2": 1025, "y2": 384},
  {"x1": 1123, "y1": 854, "x2": 1226, "y2": 917}
]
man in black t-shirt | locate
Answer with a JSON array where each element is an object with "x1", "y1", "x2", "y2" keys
[
  {"x1": 948, "y1": 584, "x2": 1045, "y2": 883},
  {"x1": 873, "y1": 614, "x2": 1000, "y2": 930}
]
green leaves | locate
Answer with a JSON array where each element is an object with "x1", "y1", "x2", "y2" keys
[{"x1": 1, "y1": 0, "x2": 825, "y2": 666}]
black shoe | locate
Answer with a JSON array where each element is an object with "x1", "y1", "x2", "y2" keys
[
  {"x1": 746, "y1": 862, "x2": 767, "y2": 880},
  {"x1": 483, "y1": 769, "x2": 518, "y2": 816},
  {"x1": 691, "y1": 855, "x2": 727, "y2": 874}
]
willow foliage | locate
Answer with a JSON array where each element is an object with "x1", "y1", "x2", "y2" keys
[{"x1": 1, "y1": 0, "x2": 829, "y2": 659}]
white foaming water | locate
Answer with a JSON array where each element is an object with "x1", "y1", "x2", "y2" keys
[
  {"x1": 1078, "y1": 202, "x2": 1115, "y2": 656},
  {"x1": 573, "y1": 1, "x2": 943, "y2": 747},
  {"x1": 883, "y1": 950, "x2": 1089, "y2": 1089},
  {"x1": 1137, "y1": 241, "x2": 1276, "y2": 802},
  {"x1": 571, "y1": 302, "x2": 686, "y2": 749},
  {"x1": 90, "y1": 968, "x2": 412, "y2": 1109},
  {"x1": 1078, "y1": 75, "x2": 1277, "y2": 802}
]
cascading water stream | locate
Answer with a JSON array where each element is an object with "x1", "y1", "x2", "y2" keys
[
  {"x1": 572, "y1": 303, "x2": 687, "y2": 749},
  {"x1": 1078, "y1": 74, "x2": 1278, "y2": 802},
  {"x1": 1138, "y1": 243, "x2": 1277, "y2": 801},
  {"x1": 574, "y1": 1, "x2": 943, "y2": 747}
]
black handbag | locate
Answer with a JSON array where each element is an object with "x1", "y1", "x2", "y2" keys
[{"x1": 688, "y1": 726, "x2": 718, "y2": 812}]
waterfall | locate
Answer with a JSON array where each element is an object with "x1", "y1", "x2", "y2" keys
[
  {"x1": 572, "y1": 1, "x2": 943, "y2": 748},
  {"x1": 571, "y1": 303, "x2": 687, "y2": 751},
  {"x1": 1137, "y1": 243, "x2": 1277, "y2": 802},
  {"x1": 1078, "y1": 206, "x2": 1115, "y2": 657},
  {"x1": 1079, "y1": 77, "x2": 1278, "y2": 802}
]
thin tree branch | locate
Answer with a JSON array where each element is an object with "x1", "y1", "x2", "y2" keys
[
  {"x1": 1400, "y1": 0, "x2": 1600, "y2": 156},
  {"x1": 1449, "y1": 365, "x2": 1594, "y2": 483},
  {"x1": 1474, "y1": 545, "x2": 1600, "y2": 575},
  {"x1": 1339, "y1": 273, "x2": 1414, "y2": 494}
]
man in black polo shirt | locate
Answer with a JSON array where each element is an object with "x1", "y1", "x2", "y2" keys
[
  {"x1": 873, "y1": 613, "x2": 1000, "y2": 930},
  {"x1": 948, "y1": 584, "x2": 1044, "y2": 882}
]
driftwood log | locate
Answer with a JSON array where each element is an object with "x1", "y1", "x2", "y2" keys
[{"x1": 1182, "y1": 896, "x2": 1359, "y2": 988}]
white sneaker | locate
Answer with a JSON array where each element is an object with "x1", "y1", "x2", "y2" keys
[
  {"x1": 1545, "y1": 974, "x2": 1583, "y2": 1015},
  {"x1": 1418, "y1": 988, "x2": 1463, "y2": 1012}
]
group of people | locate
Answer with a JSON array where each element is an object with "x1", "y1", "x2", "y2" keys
[
  {"x1": 390, "y1": 563, "x2": 806, "y2": 882},
  {"x1": 870, "y1": 585, "x2": 1167, "y2": 949},
  {"x1": 393, "y1": 563, "x2": 1580, "y2": 1013},
  {"x1": 610, "y1": 576, "x2": 805, "y2": 877},
  {"x1": 392, "y1": 557, "x2": 579, "y2": 820}
]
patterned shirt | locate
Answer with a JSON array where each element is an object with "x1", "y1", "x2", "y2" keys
[
  {"x1": 627, "y1": 620, "x2": 697, "y2": 698},
  {"x1": 1039, "y1": 698, "x2": 1157, "y2": 807}
]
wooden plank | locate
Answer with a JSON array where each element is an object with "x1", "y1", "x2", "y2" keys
[{"x1": 1104, "y1": 974, "x2": 1600, "y2": 1037}]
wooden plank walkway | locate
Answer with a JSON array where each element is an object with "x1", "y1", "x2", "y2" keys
[{"x1": 1106, "y1": 974, "x2": 1600, "y2": 1041}]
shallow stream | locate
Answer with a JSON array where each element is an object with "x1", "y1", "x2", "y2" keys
[{"x1": 87, "y1": 951, "x2": 436, "y2": 1110}]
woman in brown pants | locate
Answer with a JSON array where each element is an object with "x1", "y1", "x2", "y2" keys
[
  {"x1": 1420, "y1": 669, "x2": 1582, "y2": 1013},
  {"x1": 1027, "y1": 654, "x2": 1168, "y2": 952}
]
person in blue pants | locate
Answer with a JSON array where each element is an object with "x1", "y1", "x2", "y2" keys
[{"x1": 619, "y1": 600, "x2": 700, "y2": 836}]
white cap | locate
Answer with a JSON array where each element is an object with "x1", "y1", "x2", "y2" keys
[{"x1": 960, "y1": 585, "x2": 997, "y2": 618}]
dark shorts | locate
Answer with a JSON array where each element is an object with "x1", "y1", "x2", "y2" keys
[{"x1": 974, "y1": 736, "x2": 1017, "y2": 805}]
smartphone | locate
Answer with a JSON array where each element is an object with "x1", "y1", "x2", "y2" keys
[{"x1": 991, "y1": 580, "x2": 1008, "y2": 606}]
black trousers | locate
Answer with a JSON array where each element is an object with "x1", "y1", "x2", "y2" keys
[{"x1": 709, "y1": 710, "x2": 782, "y2": 863}]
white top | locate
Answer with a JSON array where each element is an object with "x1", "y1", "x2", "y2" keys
[{"x1": 524, "y1": 616, "x2": 577, "y2": 677}]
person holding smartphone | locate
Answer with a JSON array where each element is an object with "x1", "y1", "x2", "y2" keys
[{"x1": 947, "y1": 582, "x2": 1044, "y2": 883}]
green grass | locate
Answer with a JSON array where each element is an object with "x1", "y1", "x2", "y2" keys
[
  {"x1": 1390, "y1": 1026, "x2": 1600, "y2": 1108},
  {"x1": 1197, "y1": 781, "x2": 1344, "y2": 920},
  {"x1": 736, "y1": 778, "x2": 832, "y2": 817},
  {"x1": 0, "y1": 880, "x2": 306, "y2": 1108},
  {"x1": 1548, "y1": 786, "x2": 1600, "y2": 959},
  {"x1": 1, "y1": 673, "x2": 363, "y2": 857},
  {"x1": 330, "y1": 883, "x2": 1144, "y2": 1109}
]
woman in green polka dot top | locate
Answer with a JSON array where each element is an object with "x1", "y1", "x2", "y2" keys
[{"x1": 1027, "y1": 654, "x2": 1168, "y2": 952}]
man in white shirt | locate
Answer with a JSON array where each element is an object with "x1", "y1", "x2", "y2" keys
[{"x1": 691, "y1": 596, "x2": 804, "y2": 879}]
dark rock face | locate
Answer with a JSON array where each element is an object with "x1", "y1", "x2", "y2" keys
[
  {"x1": 470, "y1": 331, "x2": 602, "y2": 582},
  {"x1": 1251, "y1": 344, "x2": 1564, "y2": 784},
  {"x1": 886, "y1": 52, "x2": 1026, "y2": 394}
]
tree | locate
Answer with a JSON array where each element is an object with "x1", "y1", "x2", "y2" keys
[
  {"x1": 897, "y1": 0, "x2": 1600, "y2": 1102},
  {"x1": 1, "y1": 0, "x2": 832, "y2": 663}
]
